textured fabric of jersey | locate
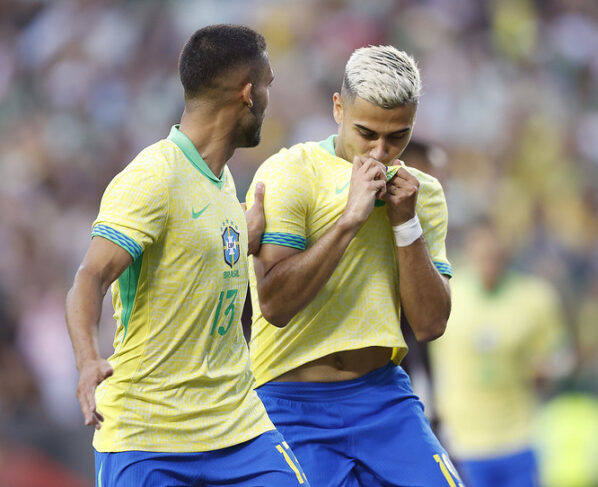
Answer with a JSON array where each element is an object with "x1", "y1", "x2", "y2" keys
[
  {"x1": 246, "y1": 135, "x2": 452, "y2": 386},
  {"x1": 430, "y1": 268, "x2": 566, "y2": 457},
  {"x1": 91, "y1": 125, "x2": 273, "y2": 452}
]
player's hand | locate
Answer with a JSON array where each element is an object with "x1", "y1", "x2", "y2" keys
[
  {"x1": 383, "y1": 165, "x2": 419, "y2": 225},
  {"x1": 76, "y1": 358, "x2": 113, "y2": 430},
  {"x1": 244, "y1": 181, "x2": 265, "y2": 255},
  {"x1": 340, "y1": 156, "x2": 387, "y2": 229}
]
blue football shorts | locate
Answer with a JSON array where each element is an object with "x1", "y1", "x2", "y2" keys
[
  {"x1": 94, "y1": 429, "x2": 310, "y2": 486},
  {"x1": 256, "y1": 362, "x2": 465, "y2": 487},
  {"x1": 458, "y1": 448, "x2": 538, "y2": 487}
]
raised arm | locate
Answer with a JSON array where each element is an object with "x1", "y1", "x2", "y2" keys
[
  {"x1": 253, "y1": 157, "x2": 386, "y2": 327},
  {"x1": 65, "y1": 237, "x2": 132, "y2": 429},
  {"x1": 384, "y1": 167, "x2": 451, "y2": 342}
]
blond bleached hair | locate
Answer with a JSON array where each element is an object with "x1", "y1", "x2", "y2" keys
[{"x1": 342, "y1": 45, "x2": 421, "y2": 108}]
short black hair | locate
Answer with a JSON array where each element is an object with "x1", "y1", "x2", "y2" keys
[{"x1": 179, "y1": 24, "x2": 267, "y2": 98}]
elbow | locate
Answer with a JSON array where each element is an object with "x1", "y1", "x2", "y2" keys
[
  {"x1": 413, "y1": 318, "x2": 447, "y2": 342},
  {"x1": 413, "y1": 293, "x2": 451, "y2": 342},
  {"x1": 259, "y1": 300, "x2": 292, "y2": 328},
  {"x1": 73, "y1": 264, "x2": 110, "y2": 296},
  {"x1": 256, "y1": 276, "x2": 302, "y2": 327}
]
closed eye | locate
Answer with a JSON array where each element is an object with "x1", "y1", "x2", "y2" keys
[{"x1": 356, "y1": 128, "x2": 377, "y2": 139}]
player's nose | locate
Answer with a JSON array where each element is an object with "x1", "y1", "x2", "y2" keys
[{"x1": 369, "y1": 141, "x2": 388, "y2": 162}]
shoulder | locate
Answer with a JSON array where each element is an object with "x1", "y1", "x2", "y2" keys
[
  {"x1": 404, "y1": 165, "x2": 447, "y2": 219},
  {"x1": 118, "y1": 139, "x2": 177, "y2": 185},
  {"x1": 222, "y1": 165, "x2": 237, "y2": 193},
  {"x1": 261, "y1": 141, "x2": 318, "y2": 167},
  {"x1": 255, "y1": 141, "x2": 322, "y2": 180},
  {"x1": 222, "y1": 164, "x2": 234, "y2": 180},
  {"x1": 404, "y1": 165, "x2": 444, "y2": 197},
  {"x1": 137, "y1": 139, "x2": 179, "y2": 172}
]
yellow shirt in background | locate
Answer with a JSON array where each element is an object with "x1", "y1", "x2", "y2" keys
[{"x1": 430, "y1": 268, "x2": 566, "y2": 458}]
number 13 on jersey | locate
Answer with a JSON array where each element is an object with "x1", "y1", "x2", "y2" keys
[{"x1": 210, "y1": 289, "x2": 238, "y2": 336}]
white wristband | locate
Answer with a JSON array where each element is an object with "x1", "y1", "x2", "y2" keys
[{"x1": 393, "y1": 215, "x2": 423, "y2": 247}]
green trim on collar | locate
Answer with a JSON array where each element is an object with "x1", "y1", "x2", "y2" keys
[
  {"x1": 318, "y1": 134, "x2": 337, "y2": 157},
  {"x1": 167, "y1": 125, "x2": 223, "y2": 188}
]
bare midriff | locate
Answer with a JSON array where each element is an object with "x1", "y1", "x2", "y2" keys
[{"x1": 272, "y1": 346, "x2": 393, "y2": 382}]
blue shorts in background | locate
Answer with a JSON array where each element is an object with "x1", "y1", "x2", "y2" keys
[
  {"x1": 257, "y1": 362, "x2": 465, "y2": 487},
  {"x1": 94, "y1": 429, "x2": 309, "y2": 486},
  {"x1": 458, "y1": 448, "x2": 538, "y2": 487}
]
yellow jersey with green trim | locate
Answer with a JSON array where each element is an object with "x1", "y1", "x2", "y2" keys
[
  {"x1": 429, "y1": 268, "x2": 567, "y2": 457},
  {"x1": 91, "y1": 125, "x2": 273, "y2": 452},
  {"x1": 246, "y1": 135, "x2": 452, "y2": 387}
]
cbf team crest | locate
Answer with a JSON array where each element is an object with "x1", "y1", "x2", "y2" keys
[{"x1": 221, "y1": 220, "x2": 240, "y2": 267}]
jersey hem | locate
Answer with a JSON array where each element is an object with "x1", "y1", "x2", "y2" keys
[
  {"x1": 92, "y1": 423, "x2": 276, "y2": 453},
  {"x1": 252, "y1": 342, "x2": 408, "y2": 387}
]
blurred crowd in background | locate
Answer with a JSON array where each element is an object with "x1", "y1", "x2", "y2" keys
[{"x1": 1, "y1": 0, "x2": 598, "y2": 485}]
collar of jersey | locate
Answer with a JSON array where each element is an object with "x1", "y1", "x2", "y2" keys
[
  {"x1": 318, "y1": 134, "x2": 337, "y2": 157},
  {"x1": 167, "y1": 125, "x2": 224, "y2": 189}
]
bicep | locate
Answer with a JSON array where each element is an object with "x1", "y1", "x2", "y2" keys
[
  {"x1": 79, "y1": 236, "x2": 134, "y2": 293},
  {"x1": 441, "y1": 274, "x2": 451, "y2": 298}
]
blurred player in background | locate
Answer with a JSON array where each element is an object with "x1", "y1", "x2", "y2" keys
[
  {"x1": 246, "y1": 45, "x2": 463, "y2": 486},
  {"x1": 430, "y1": 218, "x2": 571, "y2": 487},
  {"x1": 400, "y1": 139, "x2": 449, "y2": 185},
  {"x1": 65, "y1": 24, "x2": 309, "y2": 486}
]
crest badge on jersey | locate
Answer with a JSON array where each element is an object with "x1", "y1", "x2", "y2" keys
[{"x1": 221, "y1": 222, "x2": 240, "y2": 267}]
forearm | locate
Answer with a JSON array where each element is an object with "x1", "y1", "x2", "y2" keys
[
  {"x1": 257, "y1": 218, "x2": 359, "y2": 326},
  {"x1": 65, "y1": 267, "x2": 106, "y2": 371},
  {"x1": 397, "y1": 236, "x2": 451, "y2": 342}
]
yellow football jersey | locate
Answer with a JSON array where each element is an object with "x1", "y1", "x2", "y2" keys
[
  {"x1": 246, "y1": 135, "x2": 452, "y2": 387},
  {"x1": 429, "y1": 268, "x2": 567, "y2": 457},
  {"x1": 91, "y1": 125, "x2": 273, "y2": 452}
]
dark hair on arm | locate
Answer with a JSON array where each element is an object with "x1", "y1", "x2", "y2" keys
[{"x1": 179, "y1": 24, "x2": 267, "y2": 99}]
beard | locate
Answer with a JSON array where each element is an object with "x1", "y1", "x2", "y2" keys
[{"x1": 236, "y1": 105, "x2": 264, "y2": 148}]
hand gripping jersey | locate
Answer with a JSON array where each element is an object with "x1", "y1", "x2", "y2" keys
[
  {"x1": 91, "y1": 126, "x2": 273, "y2": 452},
  {"x1": 246, "y1": 135, "x2": 452, "y2": 386}
]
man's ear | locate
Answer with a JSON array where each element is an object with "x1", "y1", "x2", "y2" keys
[
  {"x1": 332, "y1": 92, "x2": 342, "y2": 124},
  {"x1": 241, "y1": 82, "x2": 253, "y2": 108}
]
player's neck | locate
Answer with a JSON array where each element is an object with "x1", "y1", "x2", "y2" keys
[
  {"x1": 334, "y1": 135, "x2": 349, "y2": 162},
  {"x1": 179, "y1": 109, "x2": 236, "y2": 179}
]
